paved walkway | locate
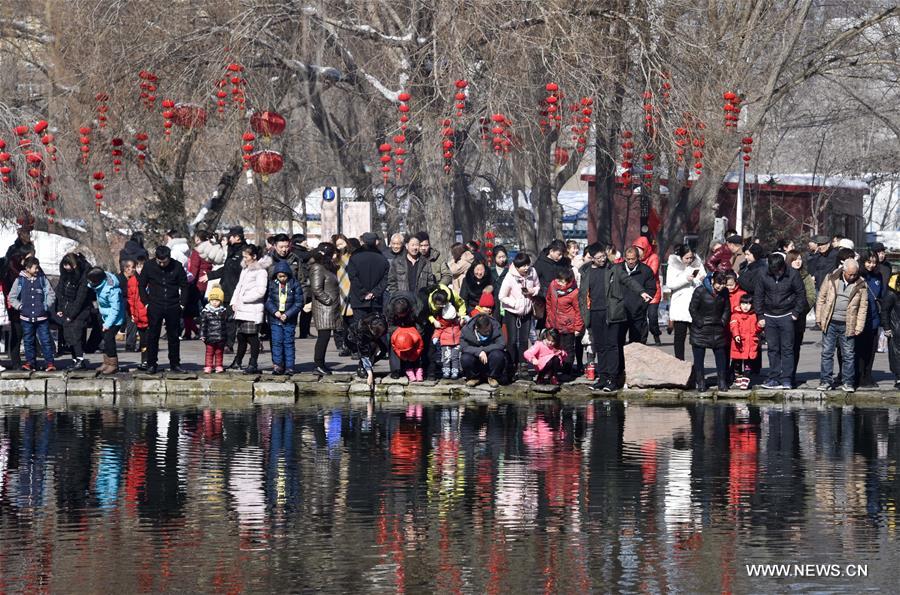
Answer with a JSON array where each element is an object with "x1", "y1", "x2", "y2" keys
[{"x1": 48, "y1": 325, "x2": 897, "y2": 390}]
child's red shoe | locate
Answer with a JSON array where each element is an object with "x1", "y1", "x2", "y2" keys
[{"x1": 45, "y1": 363, "x2": 56, "y2": 372}]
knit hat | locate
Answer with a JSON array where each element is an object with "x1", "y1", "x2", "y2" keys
[
  {"x1": 391, "y1": 327, "x2": 423, "y2": 362},
  {"x1": 478, "y1": 292, "x2": 495, "y2": 309},
  {"x1": 837, "y1": 238, "x2": 855, "y2": 250},
  {"x1": 208, "y1": 286, "x2": 224, "y2": 302},
  {"x1": 441, "y1": 303, "x2": 457, "y2": 320}
]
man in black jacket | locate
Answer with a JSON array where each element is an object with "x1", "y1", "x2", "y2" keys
[
  {"x1": 290, "y1": 233, "x2": 313, "y2": 338},
  {"x1": 202, "y1": 226, "x2": 246, "y2": 349},
  {"x1": 347, "y1": 232, "x2": 390, "y2": 322},
  {"x1": 140, "y1": 245, "x2": 189, "y2": 373},
  {"x1": 580, "y1": 244, "x2": 651, "y2": 392},
  {"x1": 533, "y1": 239, "x2": 571, "y2": 297},
  {"x1": 753, "y1": 253, "x2": 806, "y2": 389},
  {"x1": 386, "y1": 234, "x2": 436, "y2": 312},
  {"x1": 619, "y1": 247, "x2": 657, "y2": 344}
]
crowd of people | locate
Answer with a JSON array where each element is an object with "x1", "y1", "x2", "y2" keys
[{"x1": 0, "y1": 224, "x2": 898, "y2": 393}]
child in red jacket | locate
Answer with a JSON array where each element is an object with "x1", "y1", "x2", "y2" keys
[
  {"x1": 433, "y1": 303, "x2": 462, "y2": 379},
  {"x1": 126, "y1": 258, "x2": 151, "y2": 371},
  {"x1": 729, "y1": 294, "x2": 758, "y2": 389},
  {"x1": 546, "y1": 269, "x2": 583, "y2": 374}
]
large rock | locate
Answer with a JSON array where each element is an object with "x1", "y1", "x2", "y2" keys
[{"x1": 624, "y1": 343, "x2": 692, "y2": 388}]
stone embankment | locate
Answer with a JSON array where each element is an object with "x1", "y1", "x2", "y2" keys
[{"x1": 0, "y1": 370, "x2": 898, "y2": 408}]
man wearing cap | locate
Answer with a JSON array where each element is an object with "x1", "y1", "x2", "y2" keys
[
  {"x1": 139, "y1": 245, "x2": 189, "y2": 373},
  {"x1": 809, "y1": 235, "x2": 838, "y2": 290},
  {"x1": 201, "y1": 226, "x2": 247, "y2": 350},
  {"x1": 347, "y1": 232, "x2": 390, "y2": 323},
  {"x1": 705, "y1": 234, "x2": 745, "y2": 273}
]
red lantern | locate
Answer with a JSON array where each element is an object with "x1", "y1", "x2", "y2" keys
[
  {"x1": 455, "y1": 80, "x2": 468, "y2": 89},
  {"x1": 250, "y1": 150, "x2": 284, "y2": 182},
  {"x1": 249, "y1": 110, "x2": 286, "y2": 141},
  {"x1": 545, "y1": 82, "x2": 558, "y2": 93},
  {"x1": 398, "y1": 92, "x2": 411, "y2": 102}
]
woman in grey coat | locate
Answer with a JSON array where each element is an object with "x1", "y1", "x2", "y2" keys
[{"x1": 309, "y1": 242, "x2": 342, "y2": 375}]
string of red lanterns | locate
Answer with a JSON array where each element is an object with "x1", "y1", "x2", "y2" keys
[
  {"x1": 620, "y1": 130, "x2": 634, "y2": 185},
  {"x1": 226, "y1": 63, "x2": 246, "y2": 110},
  {"x1": 441, "y1": 117, "x2": 454, "y2": 174},
  {"x1": 545, "y1": 83, "x2": 561, "y2": 129},
  {"x1": 79, "y1": 126, "x2": 91, "y2": 165},
  {"x1": 92, "y1": 170, "x2": 105, "y2": 211},
  {"x1": 138, "y1": 71, "x2": 158, "y2": 110},
  {"x1": 723, "y1": 91, "x2": 741, "y2": 128},
  {"x1": 241, "y1": 131, "x2": 256, "y2": 170},
  {"x1": 0, "y1": 140, "x2": 11, "y2": 184},
  {"x1": 741, "y1": 135, "x2": 753, "y2": 165},
  {"x1": 95, "y1": 93, "x2": 109, "y2": 128},
  {"x1": 378, "y1": 142, "x2": 392, "y2": 184},
  {"x1": 161, "y1": 99, "x2": 175, "y2": 140},
  {"x1": 395, "y1": 91, "x2": 411, "y2": 179},
  {"x1": 110, "y1": 138, "x2": 124, "y2": 173},
  {"x1": 453, "y1": 79, "x2": 468, "y2": 118},
  {"x1": 134, "y1": 132, "x2": 149, "y2": 166}
]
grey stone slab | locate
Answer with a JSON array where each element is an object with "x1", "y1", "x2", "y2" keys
[
  {"x1": 46, "y1": 378, "x2": 67, "y2": 395},
  {"x1": 381, "y1": 376, "x2": 409, "y2": 386},
  {"x1": 0, "y1": 372, "x2": 31, "y2": 381},
  {"x1": 67, "y1": 378, "x2": 115, "y2": 398},
  {"x1": 166, "y1": 378, "x2": 211, "y2": 395},
  {"x1": 254, "y1": 382, "x2": 297, "y2": 404},
  {"x1": 0, "y1": 394, "x2": 45, "y2": 407},
  {"x1": 208, "y1": 378, "x2": 254, "y2": 396},
  {"x1": 327, "y1": 373, "x2": 355, "y2": 383},
  {"x1": 296, "y1": 382, "x2": 349, "y2": 398}
]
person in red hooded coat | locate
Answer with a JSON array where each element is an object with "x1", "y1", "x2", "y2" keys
[
  {"x1": 545, "y1": 268, "x2": 584, "y2": 374},
  {"x1": 632, "y1": 236, "x2": 662, "y2": 345}
]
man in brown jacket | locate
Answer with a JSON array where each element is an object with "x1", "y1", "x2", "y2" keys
[{"x1": 815, "y1": 258, "x2": 868, "y2": 392}]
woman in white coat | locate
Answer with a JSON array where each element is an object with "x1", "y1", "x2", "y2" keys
[
  {"x1": 664, "y1": 244, "x2": 705, "y2": 360},
  {"x1": 229, "y1": 244, "x2": 271, "y2": 373}
]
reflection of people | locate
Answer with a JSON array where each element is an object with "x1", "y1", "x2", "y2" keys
[{"x1": 228, "y1": 445, "x2": 266, "y2": 533}]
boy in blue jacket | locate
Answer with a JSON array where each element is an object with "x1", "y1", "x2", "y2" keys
[
  {"x1": 8, "y1": 256, "x2": 56, "y2": 371},
  {"x1": 87, "y1": 267, "x2": 125, "y2": 374},
  {"x1": 265, "y1": 260, "x2": 303, "y2": 374}
]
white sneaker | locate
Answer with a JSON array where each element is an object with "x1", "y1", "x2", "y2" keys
[{"x1": 840, "y1": 384, "x2": 855, "y2": 393}]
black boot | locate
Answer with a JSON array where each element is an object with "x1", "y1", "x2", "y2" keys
[
  {"x1": 717, "y1": 374, "x2": 729, "y2": 392},
  {"x1": 228, "y1": 357, "x2": 242, "y2": 370},
  {"x1": 696, "y1": 377, "x2": 707, "y2": 393},
  {"x1": 243, "y1": 359, "x2": 260, "y2": 374},
  {"x1": 516, "y1": 362, "x2": 532, "y2": 381}
]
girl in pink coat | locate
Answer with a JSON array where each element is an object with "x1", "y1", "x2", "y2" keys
[{"x1": 524, "y1": 329, "x2": 567, "y2": 384}]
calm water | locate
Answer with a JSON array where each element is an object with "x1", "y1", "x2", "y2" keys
[{"x1": 0, "y1": 401, "x2": 897, "y2": 594}]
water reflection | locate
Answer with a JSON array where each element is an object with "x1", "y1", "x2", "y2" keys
[{"x1": 0, "y1": 401, "x2": 896, "y2": 592}]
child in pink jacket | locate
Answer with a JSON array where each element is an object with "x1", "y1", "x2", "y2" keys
[{"x1": 524, "y1": 329, "x2": 567, "y2": 384}]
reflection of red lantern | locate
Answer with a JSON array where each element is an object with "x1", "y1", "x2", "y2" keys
[
  {"x1": 250, "y1": 150, "x2": 283, "y2": 182},
  {"x1": 249, "y1": 110, "x2": 286, "y2": 141},
  {"x1": 173, "y1": 103, "x2": 208, "y2": 129}
]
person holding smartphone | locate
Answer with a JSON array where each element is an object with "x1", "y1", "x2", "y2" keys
[{"x1": 664, "y1": 244, "x2": 706, "y2": 360}]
